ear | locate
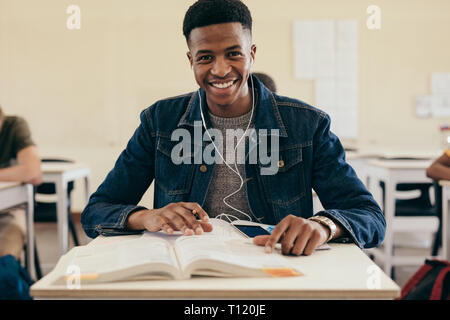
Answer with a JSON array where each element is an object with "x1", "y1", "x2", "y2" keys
[
  {"x1": 250, "y1": 44, "x2": 257, "y2": 65},
  {"x1": 186, "y1": 51, "x2": 193, "y2": 70}
]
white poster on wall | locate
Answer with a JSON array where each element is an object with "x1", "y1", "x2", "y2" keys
[
  {"x1": 293, "y1": 19, "x2": 358, "y2": 139},
  {"x1": 416, "y1": 73, "x2": 450, "y2": 118}
]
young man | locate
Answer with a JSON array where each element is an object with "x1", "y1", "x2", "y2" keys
[
  {"x1": 82, "y1": 0, "x2": 385, "y2": 256},
  {"x1": 0, "y1": 105, "x2": 42, "y2": 259}
]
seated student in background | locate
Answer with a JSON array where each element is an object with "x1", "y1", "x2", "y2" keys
[
  {"x1": 252, "y1": 72, "x2": 277, "y2": 93},
  {"x1": 426, "y1": 149, "x2": 450, "y2": 181},
  {"x1": 0, "y1": 105, "x2": 42, "y2": 260},
  {"x1": 82, "y1": 0, "x2": 385, "y2": 256}
]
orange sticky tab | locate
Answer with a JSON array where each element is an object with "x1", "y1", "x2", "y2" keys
[
  {"x1": 64, "y1": 273, "x2": 99, "y2": 281},
  {"x1": 262, "y1": 268, "x2": 302, "y2": 277}
]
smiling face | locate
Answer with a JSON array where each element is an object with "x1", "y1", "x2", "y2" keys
[{"x1": 187, "y1": 22, "x2": 256, "y2": 117}]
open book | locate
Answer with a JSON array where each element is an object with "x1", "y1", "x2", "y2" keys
[{"x1": 53, "y1": 219, "x2": 303, "y2": 284}]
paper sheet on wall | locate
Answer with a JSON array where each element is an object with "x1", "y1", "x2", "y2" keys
[
  {"x1": 315, "y1": 78, "x2": 336, "y2": 110},
  {"x1": 293, "y1": 20, "x2": 316, "y2": 79},
  {"x1": 416, "y1": 73, "x2": 450, "y2": 118},
  {"x1": 431, "y1": 73, "x2": 450, "y2": 95},
  {"x1": 430, "y1": 96, "x2": 450, "y2": 117},
  {"x1": 296, "y1": 19, "x2": 358, "y2": 138},
  {"x1": 415, "y1": 96, "x2": 432, "y2": 118},
  {"x1": 336, "y1": 20, "x2": 358, "y2": 50},
  {"x1": 334, "y1": 21, "x2": 358, "y2": 138},
  {"x1": 294, "y1": 20, "x2": 335, "y2": 79},
  {"x1": 335, "y1": 109, "x2": 358, "y2": 138},
  {"x1": 315, "y1": 20, "x2": 335, "y2": 79},
  {"x1": 336, "y1": 81, "x2": 358, "y2": 109},
  {"x1": 336, "y1": 20, "x2": 358, "y2": 81}
]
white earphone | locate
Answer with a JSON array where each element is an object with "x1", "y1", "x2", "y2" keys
[{"x1": 198, "y1": 74, "x2": 258, "y2": 223}]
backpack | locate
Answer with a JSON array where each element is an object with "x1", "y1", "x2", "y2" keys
[
  {"x1": 0, "y1": 254, "x2": 34, "y2": 300},
  {"x1": 398, "y1": 259, "x2": 450, "y2": 300}
]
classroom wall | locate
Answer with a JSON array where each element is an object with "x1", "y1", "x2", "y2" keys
[{"x1": 1, "y1": 0, "x2": 450, "y2": 212}]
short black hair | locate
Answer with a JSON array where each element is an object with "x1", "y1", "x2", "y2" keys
[
  {"x1": 183, "y1": 0, "x2": 252, "y2": 43},
  {"x1": 252, "y1": 72, "x2": 277, "y2": 93}
]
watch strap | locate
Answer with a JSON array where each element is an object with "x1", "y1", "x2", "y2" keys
[{"x1": 308, "y1": 215, "x2": 337, "y2": 242}]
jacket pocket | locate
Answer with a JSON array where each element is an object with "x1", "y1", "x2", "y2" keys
[
  {"x1": 155, "y1": 137, "x2": 195, "y2": 195},
  {"x1": 259, "y1": 146, "x2": 305, "y2": 207}
]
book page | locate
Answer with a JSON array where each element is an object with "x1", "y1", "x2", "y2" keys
[
  {"x1": 206, "y1": 218, "x2": 244, "y2": 238},
  {"x1": 66, "y1": 235, "x2": 177, "y2": 276},
  {"x1": 175, "y1": 236, "x2": 294, "y2": 272}
]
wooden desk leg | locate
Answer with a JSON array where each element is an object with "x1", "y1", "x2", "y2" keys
[
  {"x1": 25, "y1": 184, "x2": 36, "y2": 280},
  {"x1": 383, "y1": 179, "x2": 396, "y2": 277},
  {"x1": 56, "y1": 177, "x2": 69, "y2": 256}
]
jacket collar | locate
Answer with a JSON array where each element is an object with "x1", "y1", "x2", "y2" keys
[{"x1": 177, "y1": 74, "x2": 288, "y2": 137}]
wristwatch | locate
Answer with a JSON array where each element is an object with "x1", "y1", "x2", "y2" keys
[{"x1": 308, "y1": 215, "x2": 337, "y2": 242}]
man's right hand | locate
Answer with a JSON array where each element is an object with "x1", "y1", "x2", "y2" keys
[{"x1": 126, "y1": 202, "x2": 212, "y2": 236}]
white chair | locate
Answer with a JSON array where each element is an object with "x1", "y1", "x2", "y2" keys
[{"x1": 366, "y1": 182, "x2": 441, "y2": 279}]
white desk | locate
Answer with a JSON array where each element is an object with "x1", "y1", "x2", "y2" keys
[
  {"x1": 41, "y1": 163, "x2": 90, "y2": 256},
  {"x1": 438, "y1": 180, "x2": 450, "y2": 261},
  {"x1": 347, "y1": 148, "x2": 438, "y2": 187},
  {"x1": 363, "y1": 159, "x2": 437, "y2": 275},
  {"x1": 351, "y1": 148, "x2": 440, "y2": 160},
  {"x1": 0, "y1": 182, "x2": 36, "y2": 279},
  {"x1": 30, "y1": 235, "x2": 400, "y2": 299},
  {"x1": 346, "y1": 151, "x2": 378, "y2": 188}
]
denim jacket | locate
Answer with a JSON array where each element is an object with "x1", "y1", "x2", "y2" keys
[{"x1": 81, "y1": 75, "x2": 385, "y2": 249}]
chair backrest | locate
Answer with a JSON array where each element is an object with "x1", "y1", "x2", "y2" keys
[
  {"x1": 36, "y1": 158, "x2": 75, "y2": 196},
  {"x1": 396, "y1": 183, "x2": 434, "y2": 207},
  {"x1": 379, "y1": 181, "x2": 436, "y2": 213}
]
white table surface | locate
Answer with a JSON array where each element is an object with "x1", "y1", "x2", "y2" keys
[{"x1": 30, "y1": 233, "x2": 400, "y2": 300}]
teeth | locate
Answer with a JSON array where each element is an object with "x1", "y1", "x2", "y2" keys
[{"x1": 212, "y1": 81, "x2": 234, "y2": 89}]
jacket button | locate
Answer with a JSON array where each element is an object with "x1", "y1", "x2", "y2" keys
[
  {"x1": 199, "y1": 165, "x2": 207, "y2": 173},
  {"x1": 278, "y1": 160, "x2": 284, "y2": 168}
]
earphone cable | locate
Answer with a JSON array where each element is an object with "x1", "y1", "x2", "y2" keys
[{"x1": 198, "y1": 75, "x2": 258, "y2": 222}]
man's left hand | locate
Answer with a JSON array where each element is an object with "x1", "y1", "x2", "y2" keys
[{"x1": 253, "y1": 214, "x2": 330, "y2": 256}]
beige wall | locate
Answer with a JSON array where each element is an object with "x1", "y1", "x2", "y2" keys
[{"x1": 1, "y1": 0, "x2": 450, "y2": 211}]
